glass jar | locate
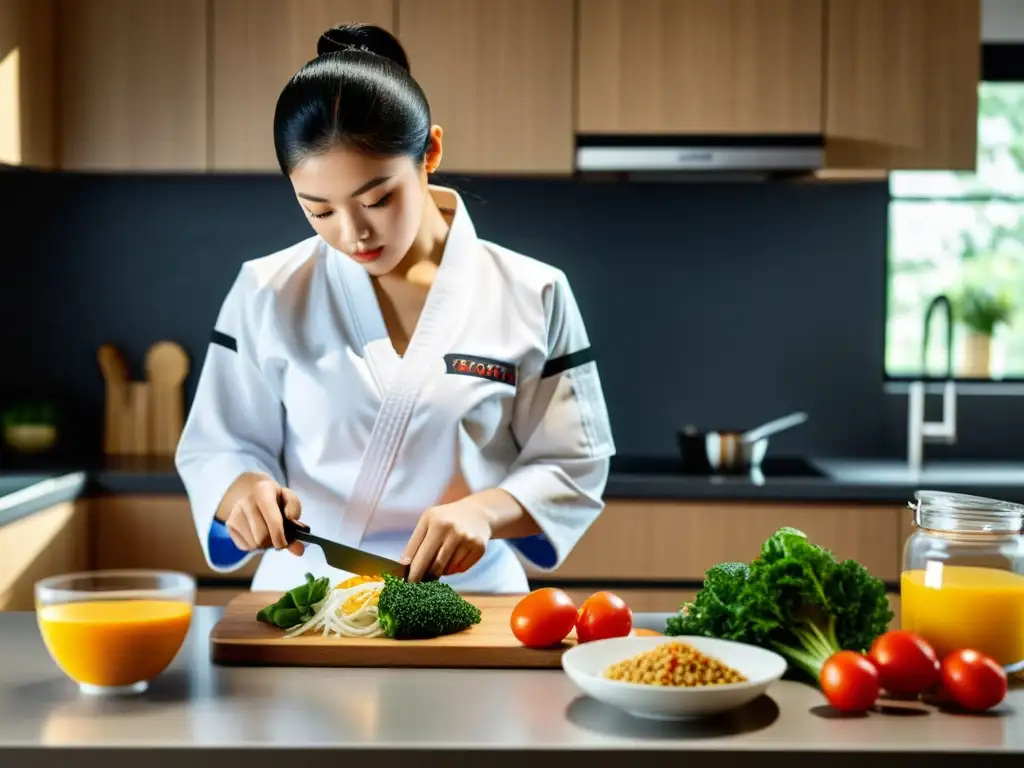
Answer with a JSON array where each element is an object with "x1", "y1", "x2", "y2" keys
[{"x1": 902, "y1": 490, "x2": 1024, "y2": 675}]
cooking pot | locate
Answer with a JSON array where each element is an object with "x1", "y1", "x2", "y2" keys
[{"x1": 677, "y1": 411, "x2": 809, "y2": 474}]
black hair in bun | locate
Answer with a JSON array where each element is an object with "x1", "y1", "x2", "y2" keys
[
  {"x1": 273, "y1": 23, "x2": 430, "y2": 175},
  {"x1": 317, "y1": 22, "x2": 410, "y2": 71}
]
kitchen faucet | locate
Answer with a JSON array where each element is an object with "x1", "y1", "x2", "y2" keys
[{"x1": 907, "y1": 294, "x2": 958, "y2": 474}]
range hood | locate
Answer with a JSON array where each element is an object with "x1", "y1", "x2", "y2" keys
[{"x1": 574, "y1": 133, "x2": 825, "y2": 181}]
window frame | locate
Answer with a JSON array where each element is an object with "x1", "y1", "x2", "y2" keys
[{"x1": 883, "y1": 42, "x2": 1024, "y2": 389}]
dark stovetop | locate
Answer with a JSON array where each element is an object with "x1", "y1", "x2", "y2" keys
[{"x1": 609, "y1": 455, "x2": 827, "y2": 478}]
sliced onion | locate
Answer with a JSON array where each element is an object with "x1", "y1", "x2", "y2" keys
[{"x1": 283, "y1": 581, "x2": 386, "y2": 639}]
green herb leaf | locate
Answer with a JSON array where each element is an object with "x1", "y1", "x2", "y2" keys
[{"x1": 256, "y1": 572, "x2": 331, "y2": 629}]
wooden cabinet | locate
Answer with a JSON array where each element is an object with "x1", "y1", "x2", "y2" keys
[
  {"x1": 576, "y1": 0, "x2": 825, "y2": 135},
  {"x1": 5, "y1": 0, "x2": 984, "y2": 174},
  {"x1": 55, "y1": 0, "x2": 207, "y2": 171},
  {"x1": 0, "y1": 501, "x2": 90, "y2": 611},
  {"x1": 554, "y1": 587, "x2": 902, "y2": 629},
  {"x1": 90, "y1": 495, "x2": 260, "y2": 580},
  {"x1": 524, "y1": 499, "x2": 904, "y2": 583},
  {"x1": 396, "y1": 0, "x2": 575, "y2": 175},
  {"x1": 529, "y1": 499, "x2": 905, "y2": 632},
  {"x1": 0, "y1": 0, "x2": 55, "y2": 168},
  {"x1": 824, "y1": 0, "x2": 981, "y2": 170},
  {"x1": 210, "y1": 0, "x2": 394, "y2": 172}
]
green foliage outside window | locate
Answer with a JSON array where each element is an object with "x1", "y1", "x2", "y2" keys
[{"x1": 887, "y1": 83, "x2": 1024, "y2": 380}]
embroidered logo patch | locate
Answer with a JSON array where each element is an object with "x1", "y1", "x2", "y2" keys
[{"x1": 443, "y1": 354, "x2": 517, "y2": 386}]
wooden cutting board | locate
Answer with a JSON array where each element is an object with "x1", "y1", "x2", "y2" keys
[{"x1": 210, "y1": 592, "x2": 575, "y2": 668}]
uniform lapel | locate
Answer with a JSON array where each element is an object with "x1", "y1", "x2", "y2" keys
[{"x1": 337, "y1": 186, "x2": 479, "y2": 544}]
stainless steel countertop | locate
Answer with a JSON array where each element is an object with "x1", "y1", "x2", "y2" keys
[{"x1": 1, "y1": 607, "x2": 1022, "y2": 768}]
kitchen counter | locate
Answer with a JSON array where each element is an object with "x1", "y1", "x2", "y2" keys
[
  {"x1": 0, "y1": 607, "x2": 1021, "y2": 767},
  {"x1": 604, "y1": 456, "x2": 1024, "y2": 504},
  {"x1": 0, "y1": 472, "x2": 86, "y2": 528},
  {"x1": 4, "y1": 454, "x2": 1024, "y2": 531}
]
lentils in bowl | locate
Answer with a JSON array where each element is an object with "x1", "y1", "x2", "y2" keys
[{"x1": 603, "y1": 640, "x2": 748, "y2": 687}]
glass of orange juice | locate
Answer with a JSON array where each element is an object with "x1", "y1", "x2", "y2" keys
[
  {"x1": 35, "y1": 569, "x2": 195, "y2": 696},
  {"x1": 902, "y1": 491, "x2": 1024, "y2": 677}
]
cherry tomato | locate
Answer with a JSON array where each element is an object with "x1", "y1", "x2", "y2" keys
[
  {"x1": 940, "y1": 649, "x2": 1007, "y2": 712},
  {"x1": 820, "y1": 651, "x2": 880, "y2": 713},
  {"x1": 868, "y1": 630, "x2": 941, "y2": 696},
  {"x1": 510, "y1": 588, "x2": 577, "y2": 648},
  {"x1": 575, "y1": 591, "x2": 632, "y2": 643}
]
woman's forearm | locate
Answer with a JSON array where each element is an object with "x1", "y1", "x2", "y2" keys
[{"x1": 472, "y1": 487, "x2": 543, "y2": 540}]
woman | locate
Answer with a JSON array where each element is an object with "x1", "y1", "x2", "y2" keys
[{"x1": 175, "y1": 23, "x2": 615, "y2": 594}]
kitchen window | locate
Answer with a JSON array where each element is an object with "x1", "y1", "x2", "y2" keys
[{"x1": 886, "y1": 47, "x2": 1024, "y2": 384}]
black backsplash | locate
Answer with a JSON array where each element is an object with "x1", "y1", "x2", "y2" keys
[{"x1": 2, "y1": 167, "x2": 1022, "y2": 464}]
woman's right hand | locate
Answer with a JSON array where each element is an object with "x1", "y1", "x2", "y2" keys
[{"x1": 224, "y1": 478, "x2": 304, "y2": 556}]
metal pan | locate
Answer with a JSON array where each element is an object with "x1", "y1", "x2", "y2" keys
[{"x1": 678, "y1": 411, "x2": 809, "y2": 474}]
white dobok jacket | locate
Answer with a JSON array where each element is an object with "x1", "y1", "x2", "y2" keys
[{"x1": 175, "y1": 186, "x2": 616, "y2": 593}]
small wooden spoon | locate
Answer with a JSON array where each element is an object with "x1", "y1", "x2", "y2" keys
[{"x1": 97, "y1": 344, "x2": 129, "y2": 454}]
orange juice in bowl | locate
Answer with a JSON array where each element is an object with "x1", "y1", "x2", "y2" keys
[{"x1": 35, "y1": 570, "x2": 195, "y2": 695}]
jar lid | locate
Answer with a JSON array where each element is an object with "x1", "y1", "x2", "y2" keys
[{"x1": 911, "y1": 490, "x2": 1024, "y2": 534}]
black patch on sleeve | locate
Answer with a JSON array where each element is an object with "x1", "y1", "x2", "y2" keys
[
  {"x1": 541, "y1": 347, "x2": 594, "y2": 379},
  {"x1": 211, "y1": 330, "x2": 237, "y2": 352}
]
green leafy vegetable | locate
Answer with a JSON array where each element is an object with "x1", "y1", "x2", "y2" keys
[
  {"x1": 376, "y1": 574, "x2": 482, "y2": 639},
  {"x1": 256, "y1": 572, "x2": 331, "y2": 629},
  {"x1": 665, "y1": 527, "x2": 893, "y2": 681}
]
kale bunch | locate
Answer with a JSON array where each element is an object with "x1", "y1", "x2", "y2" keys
[{"x1": 665, "y1": 527, "x2": 893, "y2": 680}]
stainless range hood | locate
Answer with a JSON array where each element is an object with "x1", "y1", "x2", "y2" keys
[{"x1": 574, "y1": 133, "x2": 825, "y2": 181}]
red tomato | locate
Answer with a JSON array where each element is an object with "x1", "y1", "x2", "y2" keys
[
  {"x1": 510, "y1": 588, "x2": 577, "y2": 648},
  {"x1": 575, "y1": 591, "x2": 632, "y2": 643},
  {"x1": 868, "y1": 630, "x2": 941, "y2": 696},
  {"x1": 819, "y1": 651, "x2": 880, "y2": 713},
  {"x1": 940, "y1": 649, "x2": 1007, "y2": 712}
]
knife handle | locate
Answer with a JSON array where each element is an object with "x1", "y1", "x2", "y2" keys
[{"x1": 278, "y1": 494, "x2": 311, "y2": 545}]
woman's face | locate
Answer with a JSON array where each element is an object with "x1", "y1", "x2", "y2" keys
[{"x1": 288, "y1": 130, "x2": 441, "y2": 277}]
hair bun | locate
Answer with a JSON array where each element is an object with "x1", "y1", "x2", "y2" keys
[{"x1": 317, "y1": 23, "x2": 411, "y2": 72}]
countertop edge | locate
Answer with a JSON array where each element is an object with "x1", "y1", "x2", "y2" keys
[
  {"x1": 3, "y1": 748, "x2": 1018, "y2": 767},
  {"x1": 0, "y1": 472, "x2": 88, "y2": 529}
]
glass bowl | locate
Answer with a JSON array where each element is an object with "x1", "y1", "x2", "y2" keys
[{"x1": 35, "y1": 569, "x2": 196, "y2": 696}]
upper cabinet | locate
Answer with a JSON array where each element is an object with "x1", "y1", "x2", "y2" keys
[
  {"x1": 576, "y1": 0, "x2": 825, "y2": 135},
  {"x1": 396, "y1": 0, "x2": 575, "y2": 175},
  {"x1": 209, "y1": 0, "x2": 395, "y2": 172},
  {"x1": 55, "y1": 0, "x2": 208, "y2": 171},
  {"x1": 4, "y1": 0, "x2": 984, "y2": 174},
  {"x1": 0, "y1": 0, "x2": 55, "y2": 168},
  {"x1": 824, "y1": 0, "x2": 981, "y2": 170}
]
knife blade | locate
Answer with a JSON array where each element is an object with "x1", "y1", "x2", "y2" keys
[{"x1": 278, "y1": 505, "x2": 409, "y2": 580}]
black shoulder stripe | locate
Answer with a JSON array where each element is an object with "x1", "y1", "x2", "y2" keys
[
  {"x1": 211, "y1": 329, "x2": 237, "y2": 352},
  {"x1": 541, "y1": 346, "x2": 594, "y2": 378}
]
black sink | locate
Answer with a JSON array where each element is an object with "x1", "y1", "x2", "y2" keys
[{"x1": 609, "y1": 455, "x2": 827, "y2": 478}]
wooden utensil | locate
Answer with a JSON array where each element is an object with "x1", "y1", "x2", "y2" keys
[
  {"x1": 145, "y1": 341, "x2": 189, "y2": 456},
  {"x1": 211, "y1": 593, "x2": 572, "y2": 668},
  {"x1": 97, "y1": 344, "x2": 132, "y2": 454}
]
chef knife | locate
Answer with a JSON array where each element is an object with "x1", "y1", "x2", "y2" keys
[{"x1": 278, "y1": 505, "x2": 410, "y2": 580}]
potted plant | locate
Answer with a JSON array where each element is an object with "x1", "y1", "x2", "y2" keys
[
  {"x1": 1, "y1": 401, "x2": 58, "y2": 454},
  {"x1": 953, "y1": 284, "x2": 1014, "y2": 378}
]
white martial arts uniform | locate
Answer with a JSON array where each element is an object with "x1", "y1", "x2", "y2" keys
[{"x1": 175, "y1": 185, "x2": 615, "y2": 593}]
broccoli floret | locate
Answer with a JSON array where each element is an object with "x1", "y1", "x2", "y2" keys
[
  {"x1": 376, "y1": 574, "x2": 482, "y2": 639},
  {"x1": 666, "y1": 561, "x2": 750, "y2": 640},
  {"x1": 665, "y1": 528, "x2": 893, "y2": 682}
]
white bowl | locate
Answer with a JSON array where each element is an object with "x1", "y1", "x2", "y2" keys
[{"x1": 561, "y1": 635, "x2": 787, "y2": 721}]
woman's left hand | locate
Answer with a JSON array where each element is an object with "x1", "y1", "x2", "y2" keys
[{"x1": 400, "y1": 498, "x2": 493, "y2": 582}]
